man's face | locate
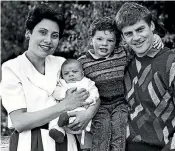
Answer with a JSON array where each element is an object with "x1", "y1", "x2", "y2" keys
[{"x1": 122, "y1": 20, "x2": 155, "y2": 57}]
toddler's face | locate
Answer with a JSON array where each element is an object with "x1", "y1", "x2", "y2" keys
[
  {"x1": 91, "y1": 30, "x2": 116, "y2": 58},
  {"x1": 61, "y1": 62, "x2": 84, "y2": 83}
]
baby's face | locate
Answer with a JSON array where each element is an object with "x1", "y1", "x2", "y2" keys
[{"x1": 61, "y1": 62, "x2": 84, "y2": 83}]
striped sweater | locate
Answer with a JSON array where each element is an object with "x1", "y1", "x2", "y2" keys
[
  {"x1": 78, "y1": 47, "x2": 128, "y2": 105},
  {"x1": 124, "y1": 47, "x2": 175, "y2": 150}
]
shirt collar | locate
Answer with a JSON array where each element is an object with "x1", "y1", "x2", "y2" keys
[{"x1": 88, "y1": 49, "x2": 111, "y2": 60}]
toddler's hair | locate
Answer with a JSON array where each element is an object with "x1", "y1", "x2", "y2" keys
[{"x1": 89, "y1": 17, "x2": 121, "y2": 45}]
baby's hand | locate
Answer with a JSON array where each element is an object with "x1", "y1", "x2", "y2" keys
[{"x1": 153, "y1": 34, "x2": 164, "y2": 49}]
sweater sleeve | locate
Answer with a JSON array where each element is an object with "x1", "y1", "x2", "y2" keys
[
  {"x1": 161, "y1": 135, "x2": 175, "y2": 151},
  {"x1": 86, "y1": 79, "x2": 99, "y2": 105},
  {"x1": 161, "y1": 57, "x2": 175, "y2": 151}
]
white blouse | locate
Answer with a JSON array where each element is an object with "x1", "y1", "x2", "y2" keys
[
  {"x1": 1, "y1": 52, "x2": 65, "y2": 114},
  {"x1": 1, "y1": 52, "x2": 79, "y2": 151}
]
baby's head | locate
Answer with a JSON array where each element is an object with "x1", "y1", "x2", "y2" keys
[
  {"x1": 61, "y1": 59, "x2": 84, "y2": 83},
  {"x1": 88, "y1": 17, "x2": 121, "y2": 58}
]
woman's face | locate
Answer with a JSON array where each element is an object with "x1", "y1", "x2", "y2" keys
[{"x1": 28, "y1": 19, "x2": 60, "y2": 58}]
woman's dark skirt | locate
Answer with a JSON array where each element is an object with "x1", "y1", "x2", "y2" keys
[{"x1": 9, "y1": 124, "x2": 68, "y2": 151}]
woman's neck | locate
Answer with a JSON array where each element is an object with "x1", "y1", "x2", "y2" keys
[{"x1": 26, "y1": 51, "x2": 45, "y2": 75}]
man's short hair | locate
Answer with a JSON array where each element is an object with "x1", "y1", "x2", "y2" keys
[{"x1": 115, "y1": 2, "x2": 152, "y2": 31}]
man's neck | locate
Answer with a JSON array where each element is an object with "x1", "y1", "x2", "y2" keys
[
  {"x1": 136, "y1": 45, "x2": 161, "y2": 58},
  {"x1": 147, "y1": 47, "x2": 161, "y2": 58}
]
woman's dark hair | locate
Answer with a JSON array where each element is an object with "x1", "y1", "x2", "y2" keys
[{"x1": 25, "y1": 4, "x2": 65, "y2": 37}]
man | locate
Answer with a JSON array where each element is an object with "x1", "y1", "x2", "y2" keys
[{"x1": 115, "y1": 2, "x2": 175, "y2": 151}]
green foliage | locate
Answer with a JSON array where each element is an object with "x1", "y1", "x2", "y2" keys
[
  {"x1": 1, "y1": 1, "x2": 27, "y2": 63},
  {"x1": 1, "y1": 101, "x2": 13, "y2": 136},
  {"x1": 1, "y1": 1, "x2": 175, "y2": 62},
  {"x1": 1, "y1": 1, "x2": 175, "y2": 136}
]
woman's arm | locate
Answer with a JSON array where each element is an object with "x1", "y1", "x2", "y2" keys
[
  {"x1": 10, "y1": 88, "x2": 89, "y2": 133},
  {"x1": 66, "y1": 98, "x2": 101, "y2": 131},
  {"x1": 1, "y1": 61, "x2": 90, "y2": 133}
]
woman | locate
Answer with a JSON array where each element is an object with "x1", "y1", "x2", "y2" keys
[{"x1": 1, "y1": 4, "x2": 100, "y2": 151}]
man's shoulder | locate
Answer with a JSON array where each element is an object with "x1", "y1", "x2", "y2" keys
[
  {"x1": 148, "y1": 47, "x2": 175, "y2": 76},
  {"x1": 160, "y1": 47, "x2": 175, "y2": 54},
  {"x1": 156, "y1": 47, "x2": 175, "y2": 61}
]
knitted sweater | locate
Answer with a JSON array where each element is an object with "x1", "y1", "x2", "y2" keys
[
  {"x1": 124, "y1": 47, "x2": 175, "y2": 150},
  {"x1": 78, "y1": 47, "x2": 128, "y2": 105}
]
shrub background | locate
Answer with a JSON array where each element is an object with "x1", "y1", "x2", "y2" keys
[{"x1": 1, "y1": 1, "x2": 175, "y2": 136}]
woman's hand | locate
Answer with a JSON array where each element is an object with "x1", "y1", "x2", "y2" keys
[
  {"x1": 153, "y1": 34, "x2": 164, "y2": 49},
  {"x1": 66, "y1": 110, "x2": 92, "y2": 131},
  {"x1": 63, "y1": 88, "x2": 90, "y2": 111},
  {"x1": 9, "y1": 88, "x2": 89, "y2": 133}
]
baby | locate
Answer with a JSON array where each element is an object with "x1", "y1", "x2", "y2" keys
[{"x1": 49, "y1": 59, "x2": 99, "y2": 150}]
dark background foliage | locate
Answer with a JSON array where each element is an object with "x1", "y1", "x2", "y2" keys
[{"x1": 1, "y1": 1, "x2": 175, "y2": 136}]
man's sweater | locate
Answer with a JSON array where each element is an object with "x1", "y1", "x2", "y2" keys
[{"x1": 124, "y1": 47, "x2": 175, "y2": 150}]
